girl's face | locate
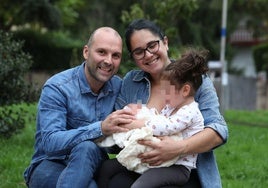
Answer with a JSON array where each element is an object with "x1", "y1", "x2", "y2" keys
[
  {"x1": 160, "y1": 80, "x2": 191, "y2": 109},
  {"x1": 160, "y1": 80, "x2": 182, "y2": 108},
  {"x1": 129, "y1": 29, "x2": 170, "y2": 76}
]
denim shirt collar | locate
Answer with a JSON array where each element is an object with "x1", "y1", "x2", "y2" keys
[
  {"x1": 132, "y1": 70, "x2": 150, "y2": 82},
  {"x1": 78, "y1": 62, "x2": 113, "y2": 96}
]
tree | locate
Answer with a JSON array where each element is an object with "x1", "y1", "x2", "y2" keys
[{"x1": 0, "y1": 0, "x2": 84, "y2": 31}]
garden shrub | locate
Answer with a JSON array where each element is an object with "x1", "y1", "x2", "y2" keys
[
  {"x1": 0, "y1": 105, "x2": 27, "y2": 138},
  {"x1": 13, "y1": 29, "x2": 83, "y2": 70},
  {"x1": 0, "y1": 30, "x2": 38, "y2": 138}
]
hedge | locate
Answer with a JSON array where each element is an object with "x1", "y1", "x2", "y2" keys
[{"x1": 13, "y1": 29, "x2": 83, "y2": 71}]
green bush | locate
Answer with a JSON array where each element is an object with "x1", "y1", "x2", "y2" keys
[
  {"x1": 0, "y1": 30, "x2": 39, "y2": 104},
  {"x1": 0, "y1": 30, "x2": 38, "y2": 138},
  {"x1": 0, "y1": 105, "x2": 27, "y2": 138},
  {"x1": 13, "y1": 29, "x2": 83, "y2": 70}
]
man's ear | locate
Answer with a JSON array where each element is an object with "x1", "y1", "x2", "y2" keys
[{"x1": 83, "y1": 45, "x2": 89, "y2": 59}]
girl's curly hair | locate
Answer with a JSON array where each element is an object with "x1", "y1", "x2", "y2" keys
[{"x1": 162, "y1": 48, "x2": 209, "y2": 96}]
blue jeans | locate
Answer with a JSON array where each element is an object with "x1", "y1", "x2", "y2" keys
[{"x1": 28, "y1": 141, "x2": 108, "y2": 188}]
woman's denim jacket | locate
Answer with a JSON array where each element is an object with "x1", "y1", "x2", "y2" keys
[{"x1": 115, "y1": 70, "x2": 229, "y2": 188}]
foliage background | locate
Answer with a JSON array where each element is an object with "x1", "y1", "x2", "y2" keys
[
  {"x1": 0, "y1": 1, "x2": 268, "y2": 187},
  {"x1": 0, "y1": 0, "x2": 267, "y2": 76},
  {"x1": 0, "y1": 31, "x2": 39, "y2": 138}
]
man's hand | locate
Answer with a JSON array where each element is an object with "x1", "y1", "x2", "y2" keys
[
  {"x1": 121, "y1": 119, "x2": 145, "y2": 130},
  {"x1": 101, "y1": 108, "x2": 135, "y2": 136}
]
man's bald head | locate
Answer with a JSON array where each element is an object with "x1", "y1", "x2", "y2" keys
[{"x1": 87, "y1": 27, "x2": 122, "y2": 47}]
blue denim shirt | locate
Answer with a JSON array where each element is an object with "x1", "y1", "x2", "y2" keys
[
  {"x1": 115, "y1": 70, "x2": 228, "y2": 188},
  {"x1": 24, "y1": 62, "x2": 122, "y2": 182}
]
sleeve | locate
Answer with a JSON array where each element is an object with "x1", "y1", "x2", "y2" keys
[
  {"x1": 38, "y1": 84, "x2": 102, "y2": 156},
  {"x1": 195, "y1": 75, "x2": 229, "y2": 146}
]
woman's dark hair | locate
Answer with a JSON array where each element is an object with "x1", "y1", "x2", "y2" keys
[
  {"x1": 162, "y1": 48, "x2": 209, "y2": 96},
  {"x1": 125, "y1": 19, "x2": 165, "y2": 52}
]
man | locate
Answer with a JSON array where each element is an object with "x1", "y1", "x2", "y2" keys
[{"x1": 24, "y1": 27, "x2": 134, "y2": 188}]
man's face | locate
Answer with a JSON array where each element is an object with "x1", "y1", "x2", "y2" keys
[{"x1": 83, "y1": 28, "x2": 122, "y2": 85}]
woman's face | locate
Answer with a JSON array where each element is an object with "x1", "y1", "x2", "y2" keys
[{"x1": 130, "y1": 29, "x2": 170, "y2": 76}]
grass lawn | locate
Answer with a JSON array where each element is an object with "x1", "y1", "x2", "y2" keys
[
  {"x1": 0, "y1": 104, "x2": 267, "y2": 188},
  {"x1": 215, "y1": 110, "x2": 268, "y2": 188},
  {"x1": 0, "y1": 103, "x2": 37, "y2": 188}
]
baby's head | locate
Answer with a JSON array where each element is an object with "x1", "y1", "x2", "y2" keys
[{"x1": 125, "y1": 103, "x2": 142, "y2": 115}]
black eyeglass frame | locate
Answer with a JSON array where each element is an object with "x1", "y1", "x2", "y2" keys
[{"x1": 130, "y1": 40, "x2": 160, "y2": 60}]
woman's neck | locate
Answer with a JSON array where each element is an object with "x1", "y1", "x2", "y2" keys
[
  {"x1": 147, "y1": 83, "x2": 165, "y2": 112},
  {"x1": 149, "y1": 74, "x2": 162, "y2": 86}
]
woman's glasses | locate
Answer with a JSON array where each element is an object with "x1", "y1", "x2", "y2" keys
[{"x1": 131, "y1": 40, "x2": 160, "y2": 60}]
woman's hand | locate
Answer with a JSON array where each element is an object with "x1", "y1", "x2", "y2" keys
[
  {"x1": 137, "y1": 136, "x2": 185, "y2": 166},
  {"x1": 137, "y1": 128, "x2": 223, "y2": 166}
]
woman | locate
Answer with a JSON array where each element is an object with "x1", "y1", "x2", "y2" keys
[{"x1": 98, "y1": 19, "x2": 228, "y2": 188}]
